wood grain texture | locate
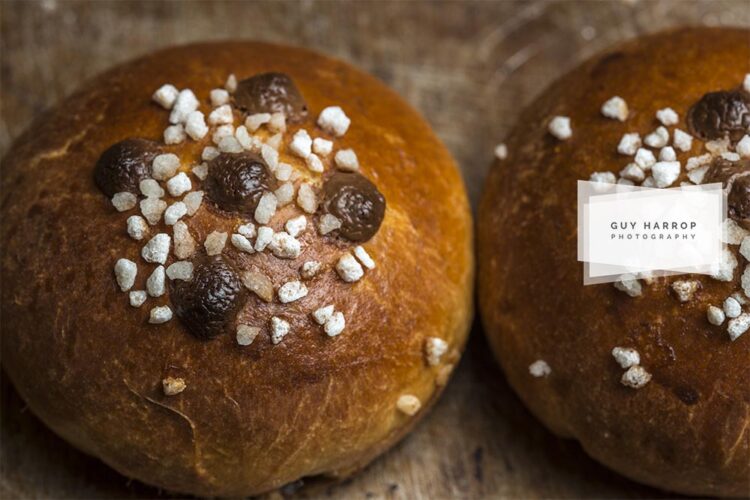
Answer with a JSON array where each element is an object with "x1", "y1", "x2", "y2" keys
[{"x1": 1, "y1": 1, "x2": 748, "y2": 498}]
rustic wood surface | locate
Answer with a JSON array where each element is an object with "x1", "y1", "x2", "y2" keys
[{"x1": 1, "y1": 1, "x2": 748, "y2": 498}]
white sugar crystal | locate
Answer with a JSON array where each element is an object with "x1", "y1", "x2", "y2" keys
[
  {"x1": 209, "y1": 104, "x2": 234, "y2": 126},
  {"x1": 724, "y1": 296, "x2": 742, "y2": 318},
  {"x1": 261, "y1": 144, "x2": 279, "y2": 170},
  {"x1": 353, "y1": 245, "x2": 375, "y2": 269},
  {"x1": 285, "y1": 215, "x2": 307, "y2": 237},
  {"x1": 334, "y1": 149, "x2": 359, "y2": 171},
  {"x1": 619, "y1": 163, "x2": 645, "y2": 182},
  {"x1": 245, "y1": 113, "x2": 271, "y2": 132},
  {"x1": 146, "y1": 265, "x2": 166, "y2": 297},
  {"x1": 673, "y1": 128, "x2": 693, "y2": 152},
  {"x1": 710, "y1": 247, "x2": 737, "y2": 281},
  {"x1": 306, "y1": 153, "x2": 325, "y2": 173},
  {"x1": 169, "y1": 89, "x2": 199, "y2": 125},
  {"x1": 733, "y1": 292, "x2": 748, "y2": 305},
  {"x1": 204, "y1": 231, "x2": 227, "y2": 256},
  {"x1": 687, "y1": 165, "x2": 709, "y2": 185},
  {"x1": 148, "y1": 305, "x2": 172, "y2": 324},
  {"x1": 129, "y1": 290, "x2": 147, "y2": 307},
  {"x1": 313, "y1": 138, "x2": 333, "y2": 156},
  {"x1": 589, "y1": 171, "x2": 616, "y2": 184},
  {"x1": 183, "y1": 191, "x2": 203, "y2": 216},
  {"x1": 268, "y1": 112, "x2": 286, "y2": 133},
  {"x1": 210, "y1": 88, "x2": 229, "y2": 107},
  {"x1": 274, "y1": 162, "x2": 292, "y2": 181},
  {"x1": 266, "y1": 133, "x2": 283, "y2": 150},
  {"x1": 241, "y1": 270, "x2": 274, "y2": 302},
  {"x1": 425, "y1": 337, "x2": 448, "y2": 366},
  {"x1": 336, "y1": 253, "x2": 364, "y2": 283},
  {"x1": 706, "y1": 137, "x2": 730, "y2": 154},
  {"x1": 139, "y1": 179, "x2": 164, "y2": 198},
  {"x1": 254, "y1": 192, "x2": 277, "y2": 224},
  {"x1": 313, "y1": 305, "x2": 335, "y2": 325},
  {"x1": 114, "y1": 258, "x2": 137, "y2": 291},
  {"x1": 621, "y1": 365, "x2": 651, "y2": 388},
  {"x1": 722, "y1": 152, "x2": 740, "y2": 162},
  {"x1": 641, "y1": 176, "x2": 656, "y2": 188},
  {"x1": 614, "y1": 273, "x2": 642, "y2": 297},
  {"x1": 173, "y1": 221, "x2": 196, "y2": 260},
  {"x1": 141, "y1": 233, "x2": 171, "y2": 264},
  {"x1": 721, "y1": 219, "x2": 749, "y2": 245},
  {"x1": 644, "y1": 126, "x2": 669, "y2": 148},
  {"x1": 634, "y1": 148, "x2": 656, "y2": 169},
  {"x1": 202, "y1": 146, "x2": 220, "y2": 162},
  {"x1": 740, "y1": 236, "x2": 750, "y2": 262},
  {"x1": 324, "y1": 312, "x2": 345, "y2": 337},
  {"x1": 270, "y1": 317, "x2": 290, "y2": 344},
  {"x1": 318, "y1": 106, "x2": 351, "y2": 137},
  {"x1": 212, "y1": 124, "x2": 235, "y2": 145},
  {"x1": 611, "y1": 347, "x2": 640, "y2": 369},
  {"x1": 254, "y1": 226, "x2": 274, "y2": 251},
  {"x1": 126, "y1": 215, "x2": 149, "y2": 240},
  {"x1": 152, "y1": 153, "x2": 180, "y2": 180},
  {"x1": 275, "y1": 182, "x2": 295, "y2": 207},
  {"x1": 185, "y1": 111, "x2": 208, "y2": 140},
  {"x1": 164, "y1": 201, "x2": 187, "y2": 225},
  {"x1": 744, "y1": 74, "x2": 750, "y2": 93},
  {"x1": 318, "y1": 213, "x2": 342, "y2": 235},
  {"x1": 548, "y1": 116, "x2": 572, "y2": 140},
  {"x1": 529, "y1": 360, "x2": 551, "y2": 377},
  {"x1": 192, "y1": 162, "x2": 208, "y2": 181},
  {"x1": 166, "y1": 172, "x2": 192, "y2": 197},
  {"x1": 656, "y1": 107, "x2": 679, "y2": 126},
  {"x1": 231, "y1": 233, "x2": 254, "y2": 253},
  {"x1": 218, "y1": 136, "x2": 243, "y2": 153},
  {"x1": 300, "y1": 260, "x2": 322, "y2": 279},
  {"x1": 728, "y1": 313, "x2": 750, "y2": 341},
  {"x1": 601, "y1": 96, "x2": 628, "y2": 121},
  {"x1": 743, "y1": 265, "x2": 750, "y2": 298},
  {"x1": 236, "y1": 325, "x2": 260, "y2": 346},
  {"x1": 297, "y1": 183, "x2": 318, "y2": 213},
  {"x1": 269, "y1": 231, "x2": 302, "y2": 259},
  {"x1": 164, "y1": 124, "x2": 186, "y2": 145},
  {"x1": 166, "y1": 261, "x2": 193, "y2": 281},
  {"x1": 278, "y1": 281, "x2": 308, "y2": 303},
  {"x1": 152, "y1": 84, "x2": 178, "y2": 109},
  {"x1": 707, "y1": 305, "x2": 726, "y2": 326},
  {"x1": 651, "y1": 161, "x2": 680, "y2": 188},
  {"x1": 671, "y1": 280, "x2": 700, "y2": 302},
  {"x1": 397, "y1": 394, "x2": 421, "y2": 415},
  {"x1": 237, "y1": 223, "x2": 256, "y2": 239},
  {"x1": 289, "y1": 129, "x2": 312, "y2": 158},
  {"x1": 225, "y1": 74, "x2": 237, "y2": 93},
  {"x1": 617, "y1": 133, "x2": 641, "y2": 155},
  {"x1": 659, "y1": 146, "x2": 676, "y2": 162},
  {"x1": 235, "y1": 125, "x2": 253, "y2": 150},
  {"x1": 112, "y1": 192, "x2": 137, "y2": 212},
  {"x1": 494, "y1": 143, "x2": 508, "y2": 160}
]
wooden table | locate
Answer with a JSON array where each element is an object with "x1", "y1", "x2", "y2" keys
[{"x1": 2, "y1": 1, "x2": 748, "y2": 498}]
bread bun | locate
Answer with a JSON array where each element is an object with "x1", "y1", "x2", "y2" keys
[
  {"x1": 478, "y1": 28, "x2": 749, "y2": 497},
  {"x1": 0, "y1": 42, "x2": 473, "y2": 497}
]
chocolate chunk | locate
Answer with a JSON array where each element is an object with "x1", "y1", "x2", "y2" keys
[
  {"x1": 94, "y1": 138, "x2": 162, "y2": 197},
  {"x1": 171, "y1": 256, "x2": 246, "y2": 340},
  {"x1": 729, "y1": 175, "x2": 750, "y2": 224},
  {"x1": 704, "y1": 157, "x2": 750, "y2": 185},
  {"x1": 204, "y1": 152, "x2": 276, "y2": 216},
  {"x1": 704, "y1": 157, "x2": 750, "y2": 228},
  {"x1": 323, "y1": 172, "x2": 385, "y2": 242},
  {"x1": 234, "y1": 73, "x2": 308, "y2": 123},
  {"x1": 687, "y1": 90, "x2": 750, "y2": 142}
]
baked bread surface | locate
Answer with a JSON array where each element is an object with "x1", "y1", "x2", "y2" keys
[
  {"x1": 479, "y1": 28, "x2": 750, "y2": 497},
  {"x1": 0, "y1": 42, "x2": 473, "y2": 497}
]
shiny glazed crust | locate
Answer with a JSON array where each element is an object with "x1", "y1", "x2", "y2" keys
[
  {"x1": 0, "y1": 42, "x2": 473, "y2": 496},
  {"x1": 479, "y1": 28, "x2": 750, "y2": 497}
]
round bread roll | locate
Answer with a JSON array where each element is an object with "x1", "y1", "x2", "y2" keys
[
  {"x1": 0, "y1": 42, "x2": 473, "y2": 497},
  {"x1": 478, "y1": 28, "x2": 749, "y2": 497}
]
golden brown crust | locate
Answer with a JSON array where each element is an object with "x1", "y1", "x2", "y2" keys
[
  {"x1": 479, "y1": 28, "x2": 750, "y2": 497},
  {"x1": 0, "y1": 42, "x2": 473, "y2": 496}
]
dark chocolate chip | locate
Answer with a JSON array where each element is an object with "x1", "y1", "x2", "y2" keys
[
  {"x1": 234, "y1": 73, "x2": 308, "y2": 123},
  {"x1": 323, "y1": 172, "x2": 385, "y2": 242},
  {"x1": 704, "y1": 157, "x2": 750, "y2": 228},
  {"x1": 94, "y1": 138, "x2": 162, "y2": 197},
  {"x1": 171, "y1": 256, "x2": 246, "y2": 340},
  {"x1": 204, "y1": 152, "x2": 276, "y2": 216},
  {"x1": 687, "y1": 90, "x2": 750, "y2": 143},
  {"x1": 704, "y1": 157, "x2": 750, "y2": 186}
]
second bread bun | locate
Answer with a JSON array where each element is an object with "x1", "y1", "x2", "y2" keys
[{"x1": 0, "y1": 42, "x2": 473, "y2": 496}]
